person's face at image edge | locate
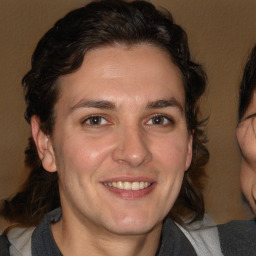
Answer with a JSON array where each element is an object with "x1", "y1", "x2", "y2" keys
[
  {"x1": 32, "y1": 44, "x2": 192, "y2": 237},
  {"x1": 237, "y1": 90, "x2": 256, "y2": 215}
]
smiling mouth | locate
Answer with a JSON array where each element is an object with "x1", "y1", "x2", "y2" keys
[{"x1": 103, "y1": 181, "x2": 151, "y2": 191}]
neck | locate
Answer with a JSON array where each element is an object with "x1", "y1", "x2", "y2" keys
[{"x1": 51, "y1": 214, "x2": 163, "y2": 256}]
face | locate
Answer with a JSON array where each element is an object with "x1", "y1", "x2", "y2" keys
[
  {"x1": 33, "y1": 44, "x2": 192, "y2": 236},
  {"x1": 237, "y1": 90, "x2": 256, "y2": 215}
]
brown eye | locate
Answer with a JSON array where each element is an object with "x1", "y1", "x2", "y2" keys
[
  {"x1": 83, "y1": 116, "x2": 108, "y2": 126},
  {"x1": 152, "y1": 116, "x2": 165, "y2": 125},
  {"x1": 147, "y1": 115, "x2": 173, "y2": 125}
]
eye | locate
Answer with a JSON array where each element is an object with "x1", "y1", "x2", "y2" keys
[
  {"x1": 82, "y1": 116, "x2": 109, "y2": 126},
  {"x1": 147, "y1": 115, "x2": 174, "y2": 126}
]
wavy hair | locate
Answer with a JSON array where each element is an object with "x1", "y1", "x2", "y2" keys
[{"x1": 1, "y1": 0, "x2": 209, "y2": 227}]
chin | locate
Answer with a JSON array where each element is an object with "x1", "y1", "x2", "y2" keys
[{"x1": 104, "y1": 215, "x2": 160, "y2": 236}]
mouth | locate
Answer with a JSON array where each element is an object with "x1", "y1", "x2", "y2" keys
[
  {"x1": 101, "y1": 178, "x2": 155, "y2": 199},
  {"x1": 103, "y1": 181, "x2": 151, "y2": 191}
]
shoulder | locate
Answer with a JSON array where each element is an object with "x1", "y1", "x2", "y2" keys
[
  {"x1": 176, "y1": 215, "x2": 223, "y2": 256},
  {"x1": 31, "y1": 208, "x2": 62, "y2": 256},
  {"x1": 158, "y1": 218, "x2": 197, "y2": 256},
  {"x1": 0, "y1": 226, "x2": 35, "y2": 256},
  {"x1": 217, "y1": 220, "x2": 256, "y2": 255},
  {"x1": 8, "y1": 226, "x2": 35, "y2": 255},
  {"x1": 0, "y1": 208, "x2": 62, "y2": 256},
  {"x1": 0, "y1": 234, "x2": 11, "y2": 256},
  {"x1": 160, "y1": 217, "x2": 223, "y2": 256}
]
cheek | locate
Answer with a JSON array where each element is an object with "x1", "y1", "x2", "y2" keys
[
  {"x1": 153, "y1": 136, "x2": 187, "y2": 212},
  {"x1": 241, "y1": 168, "x2": 256, "y2": 214},
  {"x1": 240, "y1": 167, "x2": 256, "y2": 203},
  {"x1": 150, "y1": 134, "x2": 188, "y2": 201},
  {"x1": 236, "y1": 127, "x2": 243, "y2": 146},
  {"x1": 54, "y1": 133, "x2": 115, "y2": 177},
  {"x1": 152, "y1": 134, "x2": 189, "y2": 169},
  {"x1": 252, "y1": 184, "x2": 256, "y2": 201},
  {"x1": 240, "y1": 172, "x2": 249, "y2": 198}
]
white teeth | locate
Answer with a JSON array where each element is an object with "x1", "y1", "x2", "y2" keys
[
  {"x1": 117, "y1": 181, "x2": 123, "y2": 189},
  {"x1": 104, "y1": 181, "x2": 151, "y2": 190},
  {"x1": 132, "y1": 182, "x2": 139, "y2": 190},
  {"x1": 124, "y1": 182, "x2": 131, "y2": 190}
]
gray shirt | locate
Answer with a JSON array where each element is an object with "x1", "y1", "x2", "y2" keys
[{"x1": 218, "y1": 220, "x2": 256, "y2": 256}]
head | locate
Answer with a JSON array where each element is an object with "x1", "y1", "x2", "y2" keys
[
  {"x1": 237, "y1": 44, "x2": 256, "y2": 215},
  {"x1": 4, "y1": 0, "x2": 208, "y2": 229}
]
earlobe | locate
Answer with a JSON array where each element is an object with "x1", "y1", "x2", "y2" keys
[
  {"x1": 185, "y1": 135, "x2": 193, "y2": 171},
  {"x1": 31, "y1": 115, "x2": 57, "y2": 173}
]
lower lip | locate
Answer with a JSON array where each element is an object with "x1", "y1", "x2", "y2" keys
[{"x1": 102, "y1": 183, "x2": 156, "y2": 199}]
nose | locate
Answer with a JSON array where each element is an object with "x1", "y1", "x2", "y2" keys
[{"x1": 112, "y1": 125, "x2": 153, "y2": 167}]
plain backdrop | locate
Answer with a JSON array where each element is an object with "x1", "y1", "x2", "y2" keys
[{"x1": 0, "y1": 0, "x2": 256, "y2": 224}]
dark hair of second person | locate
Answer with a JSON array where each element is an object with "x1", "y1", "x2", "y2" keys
[{"x1": 238, "y1": 45, "x2": 256, "y2": 121}]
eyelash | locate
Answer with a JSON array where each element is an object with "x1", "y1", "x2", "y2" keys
[{"x1": 244, "y1": 113, "x2": 256, "y2": 121}]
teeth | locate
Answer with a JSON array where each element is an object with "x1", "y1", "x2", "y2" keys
[
  {"x1": 132, "y1": 182, "x2": 139, "y2": 190},
  {"x1": 124, "y1": 182, "x2": 131, "y2": 190},
  {"x1": 104, "y1": 181, "x2": 151, "y2": 190},
  {"x1": 117, "y1": 181, "x2": 123, "y2": 189}
]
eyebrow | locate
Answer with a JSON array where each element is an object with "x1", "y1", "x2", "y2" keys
[
  {"x1": 70, "y1": 97, "x2": 183, "y2": 113},
  {"x1": 70, "y1": 100, "x2": 116, "y2": 111},
  {"x1": 146, "y1": 98, "x2": 183, "y2": 113}
]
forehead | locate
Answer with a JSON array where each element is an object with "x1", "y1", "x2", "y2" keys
[{"x1": 56, "y1": 44, "x2": 185, "y2": 109}]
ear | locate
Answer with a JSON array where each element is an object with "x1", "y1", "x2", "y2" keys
[
  {"x1": 31, "y1": 115, "x2": 57, "y2": 173},
  {"x1": 185, "y1": 134, "x2": 193, "y2": 171}
]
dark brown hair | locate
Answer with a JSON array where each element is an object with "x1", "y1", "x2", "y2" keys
[
  {"x1": 1, "y1": 0, "x2": 209, "y2": 227},
  {"x1": 238, "y1": 44, "x2": 256, "y2": 121}
]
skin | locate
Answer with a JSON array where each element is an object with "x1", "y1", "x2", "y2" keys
[
  {"x1": 236, "y1": 90, "x2": 256, "y2": 215},
  {"x1": 31, "y1": 44, "x2": 192, "y2": 256}
]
